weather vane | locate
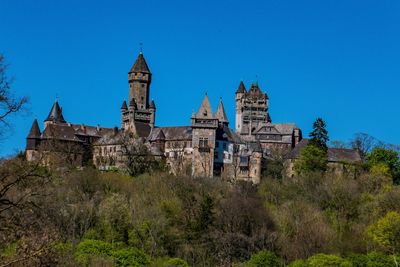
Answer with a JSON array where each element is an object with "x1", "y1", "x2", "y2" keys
[{"x1": 139, "y1": 42, "x2": 143, "y2": 53}]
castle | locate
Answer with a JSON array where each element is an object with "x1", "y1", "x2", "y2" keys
[{"x1": 26, "y1": 52, "x2": 303, "y2": 183}]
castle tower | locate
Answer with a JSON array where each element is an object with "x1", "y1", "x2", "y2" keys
[
  {"x1": 191, "y1": 94, "x2": 218, "y2": 177},
  {"x1": 44, "y1": 99, "x2": 66, "y2": 127},
  {"x1": 128, "y1": 52, "x2": 151, "y2": 110},
  {"x1": 235, "y1": 81, "x2": 270, "y2": 136},
  {"x1": 121, "y1": 52, "x2": 156, "y2": 132},
  {"x1": 235, "y1": 81, "x2": 246, "y2": 134}
]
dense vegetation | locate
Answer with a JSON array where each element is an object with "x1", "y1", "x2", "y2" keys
[
  {"x1": 1, "y1": 54, "x2": 400, "y2": 266},
  {"x1": 1, "y1": 138, "x2": 400, "y2": 266}
]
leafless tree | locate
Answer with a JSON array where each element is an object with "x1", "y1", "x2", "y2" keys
[
  {"x1": 350, "y1": 133, "x2": 380, "y2": 160},
  {"x1": 0, "y1": 54, "x2": 28, "y2": 139}
]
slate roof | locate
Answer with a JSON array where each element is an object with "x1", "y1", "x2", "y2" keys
[
  {"x1": 287, "y1": 138, "x2": 361, "y2": 163},
  {"x1": 215, "y1": 99, "x2": 228, "y2": 123},
  {"x1": 134, "y1": 121, "x2": 152, "y2": 138},
  {"x1": 149, "y1": 126, "x2": 192, "y2": 141},
  {"x1": 241, "y1": 122, "x2": 297, "y2": 144},
  {"x1": 27, "y1": 119, "x2": 41, "y2": 138},
  {"x1": 121, "y1": 100, "x2": 128, "y2": 110},
  {"x1": 216, "y1": 125, "x2": 242, "y2": 143},
  {"x1": 328, "y1": 148, "x2": 362, "y2": 163},
  {"x1": 45, "y1": 100, "x2": 66, "y2": 123},
  {"x1": 42, "y1": 124, "x2": 83, "y2": 142},
  {"x1": 130, "y1": 52, "x2": 151, "y2": 73}
]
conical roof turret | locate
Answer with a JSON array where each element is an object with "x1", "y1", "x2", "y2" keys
[
  {"x1": 45, "y1": 100, "x2": 66, "y2": 123},
  {"x1": 121, "y1": 100, "x2": 128, "y2": 110},
  {"x1": 236, "y1": 81, "x2": 246, "y2": 94},
  {"x1": 215, "y1": 98, "x2": 228, "y2": 124},
  {"x1": 27, "y1": 118, "x2": 41, "y2": 138},
  {"x1": 129, "y1": 52, "x2": 151, "y2": 74},
  {"x1": 196, "y1": 94, "x2": 214, "y2": 119},
  {"x1": 149, "y1": 99, "x2": 156, "y2": 109}
]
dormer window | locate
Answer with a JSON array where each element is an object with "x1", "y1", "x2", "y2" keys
[{"x1": 203, "y1": 109, "x2": 207, "y2": 116}]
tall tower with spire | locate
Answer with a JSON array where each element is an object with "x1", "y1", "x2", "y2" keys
[{"x1": 121, "y1": 51, "x2": 156, "y2": 132}]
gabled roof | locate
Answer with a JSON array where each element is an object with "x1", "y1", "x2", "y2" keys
[
  {"x1": 215, "y1": 99, "x2": 228, "y2": 123},
  {"x1": 196, "y1": 94, "x2": 214, "y2": 119},
  {"x1": 45, "y1": 100, "x2": 66, "y2": 123},
  {"x1": 154, "y1": 129, "x2": 165, "y2": 140},
  {"x1": 236, "y1": 81, "x2": 246, "y2": 94},
  {"x1": 287, "y1": 138, "x2": 362, "y2": 163},
  {"x1": 129, "y1": 52, "x2": 151, "y2": 74},
  {"x1": 149, "y1": 126, "x2": 192, "y2": 141},
  {"x1": 27, "y1": 119, "x2": 41, "y2": 138}
]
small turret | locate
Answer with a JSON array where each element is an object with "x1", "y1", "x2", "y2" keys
[
  {"x1": 121, "y1": 100, "x2": 128, "y2": 110},
  {"x1": 215, "y1": 98, "x2": 229, "y2": 126},
  {"x1": 26, "y1": 119, "x2": 41, "y2": 150}
]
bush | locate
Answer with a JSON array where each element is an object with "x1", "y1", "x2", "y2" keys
[
  {"x1": 246, "y1": 250, "x2": 282, "y2": 267},
  {"x1": 75, "y1": 239, "x2": 113, "y2": 265},
  {"x1": 307, "y1": 254, "x2": 352, "y2": 267},
  {"x1": 111, "y1": 247, "x2": 150, "y2": 267}
]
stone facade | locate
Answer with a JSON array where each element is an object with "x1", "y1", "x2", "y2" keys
[{"x1": 25, "y1": 51, "x2": 303, "y2": 183}]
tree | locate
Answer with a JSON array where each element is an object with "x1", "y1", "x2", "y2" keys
[
  {"x1": 120, "y1": 134, "x2": 160, "y2": 177},
  {"x1": 367, "y1": 147, "x2": 400, "y2": 184},
  {"x1": 294, "y1": 144, "x2": 328, "y2": 175},
  {"x1": 367, "y1": 211, "x2": 400, "y2": 266},
  {"x1": 246, "y1": 250, "x2": 282, "y2": 267},
  {"x1": 0, "y1": 54, "x2": 28, "y2": 138},
  {"x1": 309, "y1": 118, "x2": 329, "y2": 151},
  {"x1": 350, "y1": 133, "x2": 379, "y2": 161}
]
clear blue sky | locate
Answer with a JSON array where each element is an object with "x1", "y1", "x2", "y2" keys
[{"x1": 1, "y1": 0, "x2": 399, "y2": 156}]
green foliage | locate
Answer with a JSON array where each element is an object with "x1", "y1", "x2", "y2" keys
[
  {"x1": 151, "y1": 257, "x2": 189, "y2": 267},
  {"x1": 75, "y1": 239, "x2": 150, "y2": 266},
  {"x1": 0, "y1": 242, "x2": 17, "y2": 258},
  {"x1": 111, "y1": 247, "x2": 150, "y2": 267},
  {"x1": 294, "y1": 144, "x2": 328, "y2": 174},
  {"x1": 367, "y1": 211, "x2": 400, "y2": 253},
  {"x1": 309, "y1": 118, "x2": 329, "y2": 150},
  {"x1": 75, "y1": 239, "x2": 113, "y2": 265},
  {"x1": 306, "y1": 253, "x2": 352, "y2": 267},
  {"x1": 288, "y1": 259, "x2": 308, "y2": 267},
  {"x1": 365, "y1": 252, "x2": 397, "y2": 267},
  {"x1": 98, "y1": 193, "x2": 132, "y2": 243},
  {"x1": 367, "y1": 147, "x2": 400, "y2": 184},
  {"x1": 246, "y1": 250, "x2": 282, "y2": 267}
]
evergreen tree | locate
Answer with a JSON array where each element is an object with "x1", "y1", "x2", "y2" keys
[{"x1": 309, "y1": 118, "x2": 329, "y2": 150}]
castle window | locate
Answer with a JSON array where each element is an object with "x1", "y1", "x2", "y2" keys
[
  {"x1": 199, "y1": 137, "x2": 208, "y2": 148},
  {"x1": 141, "y1": 84, "x2": 145, "y2": 88}
]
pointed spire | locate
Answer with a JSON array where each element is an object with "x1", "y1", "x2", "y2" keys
[
  {"x1": 249, "y1": 82, "x2": 262, "y2": 95},
  {"x1": 121, "y1": 100, "x2": 128, "y2": 110},
  {"x1": 215, "y1": 98, "x2": 228, "y2": 124},
  {"x1": 45, "y1": 100, "x2": 66, "y2": 123},
  {"x1": 236, "y1": 81, "x2": 246, "y2": 94},
  {"x1": 196, "y1": 94, "x2": 213, "y2": 119},
  {"x1": 130, "y1": 52, "x2": 151, "y2": 74},
  {"x1": 27, "y1": 118, "x2": 41, "y2": 138},
  {"x1": 149, "y1": 99, "x2": 156, "y2": 109}
]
